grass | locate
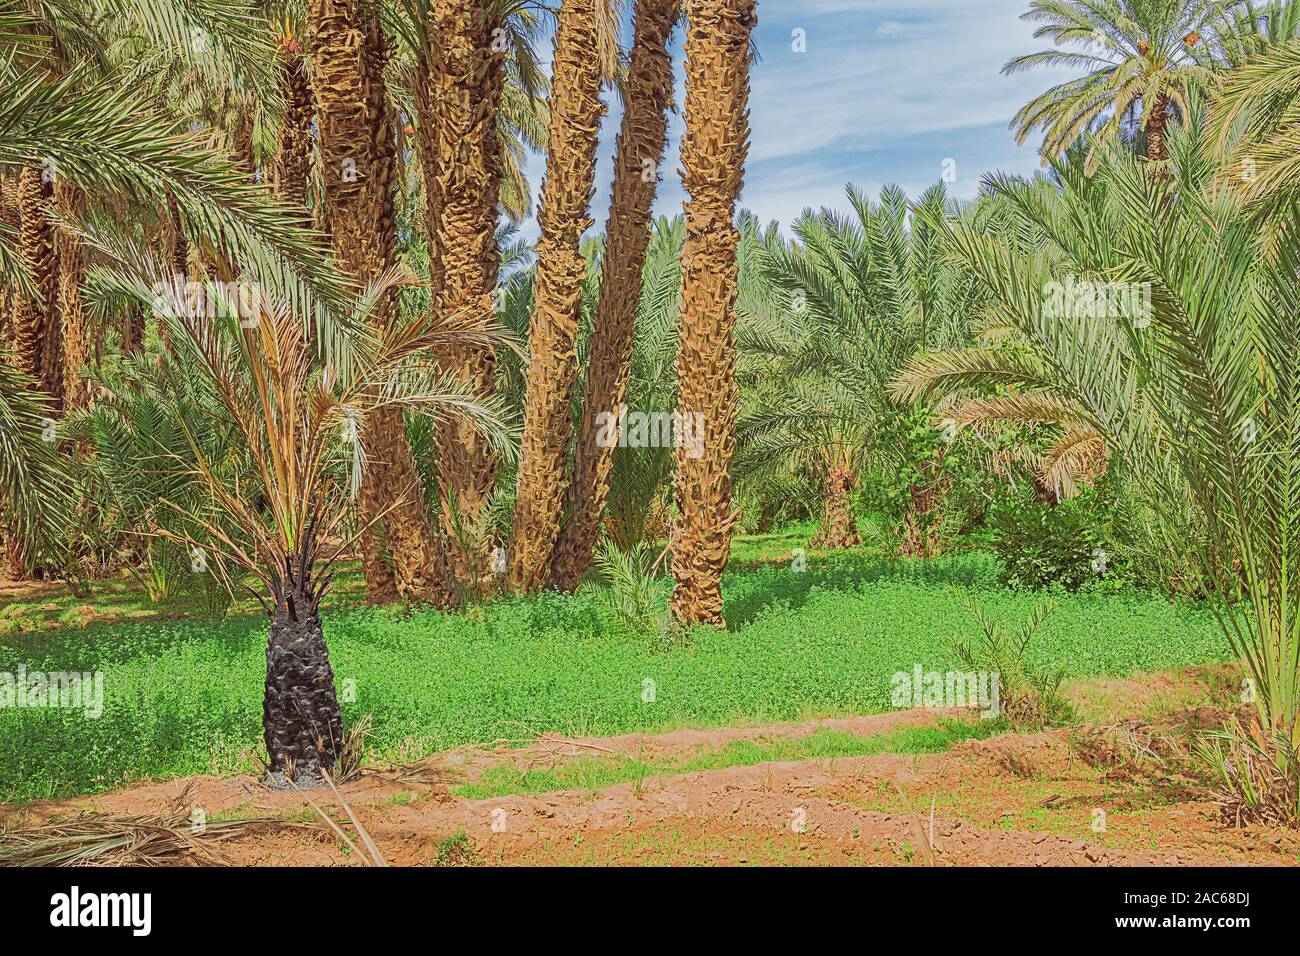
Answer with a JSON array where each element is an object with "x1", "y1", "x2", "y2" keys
[
  {"x1": 453, "y1": 719, "x2": 1005, "y2": 800},
  {"x1": 0, "y1": 542, "x2": 1232, "y2": 803}
]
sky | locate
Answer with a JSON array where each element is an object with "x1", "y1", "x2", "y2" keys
[{"x1": 517, "y1": 0, "x2": 1073, "y2": 241}]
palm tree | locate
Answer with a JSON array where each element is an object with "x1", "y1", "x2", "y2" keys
[
  {"x1": 307, "y1": 0, "x2": 449, "y2": 606},
  {"x1": 508, "y1": 0, "x2": 611, "y2": 593},
  {"x1": 0, "y1": 360, "x2": 71, "y2": 575},
  {"x1": 737, "y1": 184, "x2": 981, "y2": 551},
  {"x1": 1005, "y1": 0, "x2": 1236, "y2": 170},
  {"x1": 1210, "y1": 18, "x2": 1300, "y2": 208},
  {"x1": 891, "y1": 180, "x2": 1108, "y2": 501},
  {"x1": 12, "y1": 166, "x2": 56, "y2": 397},
  {"x1": 271, "y1": 11, "x2": 313, "y2": 214},
  {"x1": 99, "y1": 258, "x2": 511, "y2": 784},
  {"x1": 391, "y1": 0, "x2": 518, "y2": 593},
  {"x1": 669, "y1": 0, "x2": 756, "y2": 628},
  {"x1": 551, "y1": 0, "x2": 679, "y2": 592},
  {"x1": 908, "y1": 127, "x2": 1300, "y2": 818}
]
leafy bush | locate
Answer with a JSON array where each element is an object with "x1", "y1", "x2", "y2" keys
[{"x1": 987, "y1": 488, "x2": 1111, "y2": 591}]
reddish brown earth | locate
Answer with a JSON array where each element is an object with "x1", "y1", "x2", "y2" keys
[{"x1": 4, "y1": 665, "x2": 1297, "y2": 866}]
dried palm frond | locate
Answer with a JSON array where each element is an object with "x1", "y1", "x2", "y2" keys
[{"x1": 0, "y1": 784, "x2": 283, "y2": 867}]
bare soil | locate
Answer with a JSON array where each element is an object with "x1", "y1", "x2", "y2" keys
[{"x1": 5, "y1": 664, "x2": 1297, "y2": 866}]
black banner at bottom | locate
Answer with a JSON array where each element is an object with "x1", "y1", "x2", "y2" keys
[{"x1": 0, "y1": 864, "x2": 1277, "y2": 941}]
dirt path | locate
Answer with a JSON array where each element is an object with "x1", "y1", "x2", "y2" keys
[{"x1": 5, "y1": 665, "x2": 1295, "y2": 866}]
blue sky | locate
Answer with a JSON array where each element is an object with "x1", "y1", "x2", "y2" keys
[{"x1": 518, "y1": 0, "x2": 1073, "y2": 240}]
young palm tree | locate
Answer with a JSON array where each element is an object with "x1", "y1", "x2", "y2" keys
[
  {"x1": 307, "y1": 0, "x2": 449, "y2": 606},
  {"x1": 915, "y1": 125, "x2": 1300, "y2": 818},
  {"x1": 1005, "y1": 0, "x2": 1234, "y2": 170},
  {"x1": 738, "y1": 183, "x2": 982, "y2": 550},
  {"x1": 669, "y1": 0, "x2": 756, "y2": 628},
  {"x1": 550, "y1": 0, "x2": 680, "y2": 593},
  {"x1": 99, "y1": 257, "x2": 510, "y2": 784},
  {"x1": 509, "y1": 0, "x2": 611, "y2": 593}
]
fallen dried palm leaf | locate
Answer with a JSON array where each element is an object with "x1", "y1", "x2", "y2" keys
[{"x1": 0, "y1": 783, "x2": 283, "y2": 867}]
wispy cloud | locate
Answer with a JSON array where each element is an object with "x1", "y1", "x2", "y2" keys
[{"x1": 515, "y1": 0, "x2": 1067, "y2": 241}]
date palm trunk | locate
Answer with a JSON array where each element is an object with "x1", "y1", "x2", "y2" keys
[
  {"x1": 419, "y1": 1, "x2": 508, "y2": 593},
  {"x1": 309, "y1": 0, "x2": 450, "y2": 607},
  {"x1": 550, "y1": 0, "x2": 679, "y2": 593},
  {"x1": 0, "y1": 173, "x2": 17, "y2": 345},
  {"x1": 810, "y1": 465, "x2": 860, "y2": 549},
  {"x1": 15, "y1": 166, "x2": 62, "y2": 407},
  {"x1": 668, "y1": 0, "x2": 756, "y2": 628},
  {"x1": 1146, "y1": 92, "x2": 1171, "y2": 164},
  {"x1": 277, "y1": 47, "x2": 314, "y2": 215},
  {"x1": 55, "y1": 179, "x2": 90, "y2": 412},
  {"x1": 509, "y1": 0, "x2": 607, "y2": 593},
  {"x1": 262, "y1": 556, "x2": 344, "y2": 785}
]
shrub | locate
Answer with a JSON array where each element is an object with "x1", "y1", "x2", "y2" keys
[{"x1": 987, "y1": 488, "x2": 1111, "y2": 591}]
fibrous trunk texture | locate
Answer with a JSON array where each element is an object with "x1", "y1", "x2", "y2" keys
[
  {"x1": 421, "y1": 1, "x2": 508, "y2": 593},
  {"x1": 550, "y1": 0, "x2": 679, "y2": 593},
  {"x1": 669, "y1": 0, "x2": 755, "y2": 628},
  {"x1": 262, "y1": 564, "x2": 344, "y2": 785},
  {"x1": 16, "y1": 166, "x2": 62, "y2": 407},
  {"x1": 277, "y1": 49, "x2": 314, "y2": 214},
  {"x1": 1146, "y1": 92, "x2": 1170, "y2": 164},
  {"x1": 0, "y1": 173, "x2": 19, "y2": 348},
  {"x1": 1, "y1": 174, "x2": 25, "y2": 578},
  {"x1": 509, "y1": 0, "x2": 607, "y2": 593},
  {"x1": 122, "y1": 303, "x2": 146, "y2": 355},
  {"x1": 810, "y1": 466, "x2": 860, "y2": 549},
  {"x1": 309, "y1": 0, "x2": 449, "y2": 607},
  {"x1": 55, "y1": 179, "x2": 90, "y2": 412}
]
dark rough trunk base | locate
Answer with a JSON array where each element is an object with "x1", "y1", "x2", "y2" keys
[{"x1": 263, "y1": 597, "x2": 344, "y2": 784}]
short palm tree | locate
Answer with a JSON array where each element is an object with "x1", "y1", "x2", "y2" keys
[
  {"x1": 1005, "y1": 0, "x2": 1236, "y2": 170},
  {"x1": 96, "y1": 254, "x2": 511, "y2": 784}
]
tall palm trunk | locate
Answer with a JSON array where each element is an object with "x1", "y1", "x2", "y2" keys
[
  {"x1": 122, "y1": 302, "x2": 146, "y2": 355},
  {"x1": 1146, "y1": 92, "x2": 1171, "y2": 163},
  {"x1": 55, "y1": 179, "x2": 90, "y2": 412},
  {"x1": 15, "y1": 166, "x2": 61, "y2": 406},
  {"x1": 669, "y1": 0, "x2": 755, "y2": 628},
  {"x1": 309, "y1": 0, "x2": 450, "y2": 607},
  {"x1": 277, "y1": 45, "x2": 314, "y2": 215},
  {"x1": 262, "y1": 554, "x2": 344, "y2": 783},
  {"x1": 418, "y1": 1, "x2": 508, "y2": 592},
  {"x1": 0, "y1": 172, "x2": 18, "y2": 349},
  {"x1": 509, "y1": 0, "x2": 607, "y2": 593},
  {"x1": 550, "y1": 0, "x2": 679, "y2": 593}
]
